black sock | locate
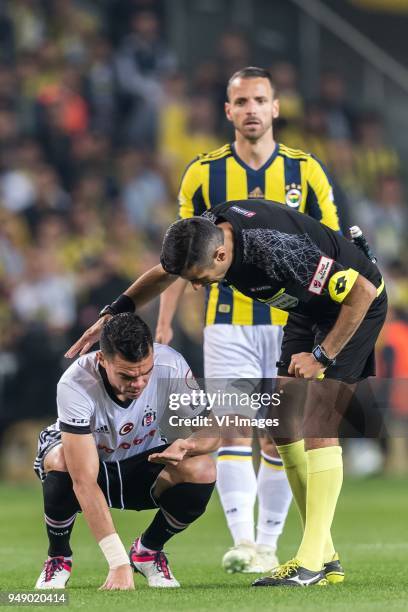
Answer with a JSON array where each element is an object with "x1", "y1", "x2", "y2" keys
[
  {"x1": 42, "y1": 471, "x2": 80, "y2": 558},
  {"x1": 141, "y1": 481, "x2": 215, "y2": 551}
]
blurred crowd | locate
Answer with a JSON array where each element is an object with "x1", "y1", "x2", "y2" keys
[{"x1": 0, "y1": 0, "x2": 407, "y2": 451}]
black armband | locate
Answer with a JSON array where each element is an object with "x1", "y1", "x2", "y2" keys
[{"x1": 99, "y1": 294, "x2": 135, "y2": 318}]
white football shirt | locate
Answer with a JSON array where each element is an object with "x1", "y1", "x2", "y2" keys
[{"x1": 54, "y1": 344, "x2": 204, "y2": 462}]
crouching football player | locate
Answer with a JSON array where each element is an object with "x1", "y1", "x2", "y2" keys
[{"x1": 33, "y1": 313, "x2": 217, "y2": 590}]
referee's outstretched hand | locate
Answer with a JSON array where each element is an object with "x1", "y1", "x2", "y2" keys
[
  {"x1": 65, "y1": 315, "x2": 111, "y2": 359},
  {"x1": 155, "y1": 322, "x2": 173, "y2": 345}
]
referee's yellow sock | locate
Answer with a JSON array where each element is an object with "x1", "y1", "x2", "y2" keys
[
  {"x1": 276, "y1": 440, "x2": 307, "y2": 528},
  {"x1": 296, "y1": 446, "x2": 343, "y2": 572}
]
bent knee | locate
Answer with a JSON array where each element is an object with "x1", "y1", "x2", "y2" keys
[
  {"x1": 179, "y1": 454, "x2": 216, "y2": 484},
  {"x1": 44, "y1": 445, "x2": 68, "y2": 473}
]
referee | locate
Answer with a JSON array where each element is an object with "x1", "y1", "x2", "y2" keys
[
  {"x1": 67, "y1": 198, "x2": 387, "y2": 587},
  {"x1": 156, "y1": 66, "x2": 343, "y2": 573}
]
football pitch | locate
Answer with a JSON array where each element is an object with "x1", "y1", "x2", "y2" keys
[{"x1": 0, "y1": 478, "x2": 406, "y2": 612}]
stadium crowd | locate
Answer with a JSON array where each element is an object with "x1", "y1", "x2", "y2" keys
[{"x1": 0, "y1": 0, "x2": 407, "y2": 466}]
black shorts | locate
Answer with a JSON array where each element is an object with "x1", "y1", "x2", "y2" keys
[
  {"x1": 278, "y1": 291, "x2": 388, "y2": 382},
  {"x1": 97, "y1": 446, "x2": 169, "y2": 511},
  {"x1": 34, "y1": 428, "x2": 169, "y2": 512}
]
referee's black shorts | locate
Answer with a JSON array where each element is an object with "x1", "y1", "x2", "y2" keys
[{"x1": 278, "y1": 290, "x2": 388, "y2": 382}]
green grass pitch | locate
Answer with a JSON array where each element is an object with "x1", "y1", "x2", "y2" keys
[{"x1": 0, "y1": 478, "x2": 407, "y2": 611}]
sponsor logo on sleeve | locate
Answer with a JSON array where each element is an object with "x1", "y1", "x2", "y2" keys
[
  {"x1": 328, "y1": 268, "x2": 359, "y2": 303},
  {"x1": 308, "y1": 256, "x2": 334, "y2": 295},
  {"x1": 334, "y1": 275, "x2": 347, "y2": 294},
  {"x1": 230, "y1": 205, "x2": 256, "y2": 217}
]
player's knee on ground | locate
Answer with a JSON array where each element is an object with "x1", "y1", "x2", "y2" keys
[
  {"x1": 176, "y1": 454, "x2": 216, "y2": 484},
  {"x1": 44, "y1": 445, "x2": 68, "y2": 473}
]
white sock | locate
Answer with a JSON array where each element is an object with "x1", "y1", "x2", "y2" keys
[
  {"x1": 217, "y1": 446, "x2": 257, "y2": 545},
  {"x1": 256, "y1": 451, "x2": 292, "y2": 549}
]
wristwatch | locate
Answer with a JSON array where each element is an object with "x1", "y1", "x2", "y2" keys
[{"x1": 312, "y1": 345, "x2": 336, "y2": 368}]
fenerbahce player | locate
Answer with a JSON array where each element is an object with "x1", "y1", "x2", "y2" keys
[{"x1": 67, "y1": 198, "x2": 387, "y2": 587}]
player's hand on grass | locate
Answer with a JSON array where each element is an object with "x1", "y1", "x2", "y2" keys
[
  {"x1": 148, "y1": 439, "x2": 196, "y2": 466},
  {"x1": 289, "y1": 352, "x2": 325, "y2": 380},
  {"x1": 99, "y1": 564, "x2": 135, "y2": 590},
  {"x1": 155, "y1": 323, "x2": 173, "y2": 345},
  {"x1": 65, "y1": 315, "x2": 111, "y2": 359}
]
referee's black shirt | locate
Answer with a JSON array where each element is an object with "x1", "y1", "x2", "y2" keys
[{"x1": 207, "y1": 199, "x2": 384, "y2": 324}]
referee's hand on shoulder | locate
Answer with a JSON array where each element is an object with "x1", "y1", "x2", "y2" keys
[
  {"x1": 65, "y1": 316, "x2": 110, "y2": 359},
  {"x1": 155, "y1": 323, "x2": 173, "y2": 345}
]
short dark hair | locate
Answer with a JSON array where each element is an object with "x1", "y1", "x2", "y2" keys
[
  {"x1": 160, "y1": 217, "x2": 223, "y2": 275},
  {"x1": 100, "y1": 313, "x2": 153, "y2": 362},
  {"x1": 227, "y1": 66, "x2": 276, "y2": 100}
]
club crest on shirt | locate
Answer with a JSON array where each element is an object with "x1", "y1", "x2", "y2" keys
[
  {"x1": 285, "y1": 183, "x2": 302, "y2": 208},
  {"x1": 142, "y1": 406, "x2": 157, "y2": 427}
]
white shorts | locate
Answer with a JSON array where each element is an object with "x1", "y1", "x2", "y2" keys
[
  {"x1": 203, "y1": 325, "x2": 283, "y2": 419},
  {"x1": 204, "y1": 324, "x2": 283, "y2": 379}
]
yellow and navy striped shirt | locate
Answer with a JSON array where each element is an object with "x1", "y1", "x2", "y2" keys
[{"x1": 178, "y1": 142, "x2": 341, "y2": 327}]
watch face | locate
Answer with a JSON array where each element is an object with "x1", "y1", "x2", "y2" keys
[
  {"x1": 313, "y1": 346, "x2": 326, "y2": 364},
  {"x1": 313, "y1": 345, "x2": 334, "y2": 367}
]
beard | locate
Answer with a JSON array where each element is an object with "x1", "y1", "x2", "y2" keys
[{"x1": 236, "y1": 119, "x2": 272, "y2": 142}]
